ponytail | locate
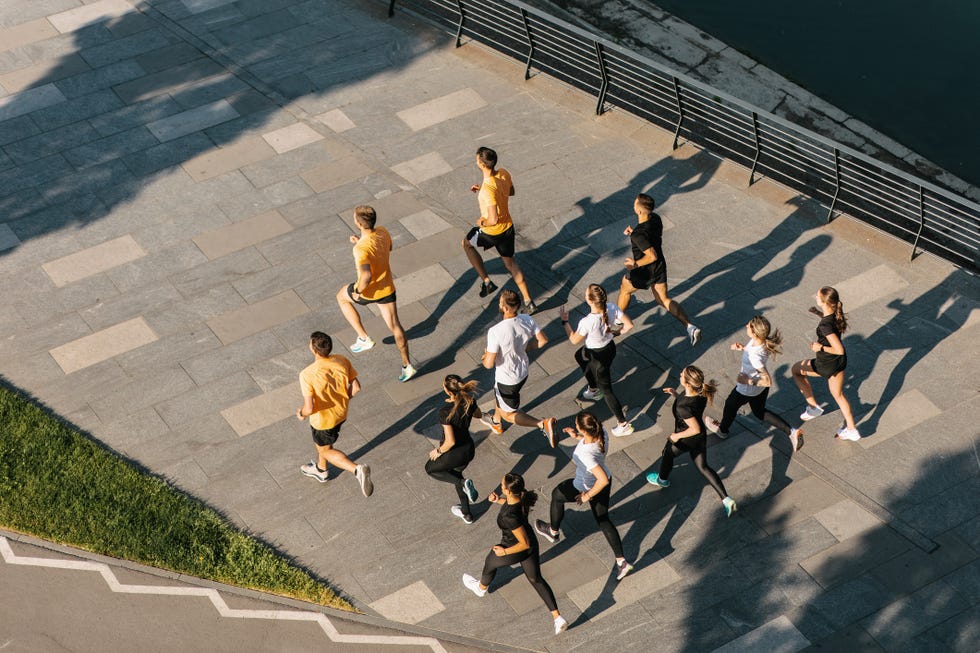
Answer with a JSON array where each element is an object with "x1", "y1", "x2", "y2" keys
[
  {"x1": 586, "y1": 283, "x2": 609, "y2": 335},
  {"x1": 444, "y1": 374, "x2": 477, "y2": 421},
  {"x1": 682, "y1": 365, "x2": 718, "y2": 406},
  {"x1": 748, "y1": 315, "x2": 783, "y2": 357},
  {"x1": 502, "y1": 472, "x2": 538, "y2": 515},
  {"x1": 819, "y1": 286, "x2": 848, "y2": 334},
  {"x1": 575, "y1": 411, "x2": 605, "y2": 454}
]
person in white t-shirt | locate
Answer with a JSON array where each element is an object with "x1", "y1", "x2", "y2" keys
[
  {"x1": 704, "y1": 315, "x2": 804, "y2": 452},
  {"x1": 559, "y1": 283, "x2": 635, "y2": 437},
  {"x1": 534, "y1": 411, "x2": 633, "y2": 581},
  {"x1": 481, "y1": 290, "x2": 558, "y2": 447}
]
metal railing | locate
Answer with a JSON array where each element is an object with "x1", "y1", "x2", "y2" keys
[{"x1": 387, "y1": 0, "x2": 980, "y2": 272}]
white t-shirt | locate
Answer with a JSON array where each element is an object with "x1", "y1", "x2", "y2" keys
[
  {"x1": 573, "y1": 432, "x2": 611, "y2": 492},
  {"x1": 575, "y1": 303, "x2": 623, "y2": 350},
  {"x1": 736, "y1": 340, "x2": 768, "y2": 397},
  {"x1": 486, "y1": 314, "x2": 541, "y2": 385}
]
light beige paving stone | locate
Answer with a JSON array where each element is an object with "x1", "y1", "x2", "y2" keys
[
  {"x1": 146, "y1": 99, "x2": 239, "y2": 142},
  {"x1": 390, "y1": 151, "x2": 453, "y2": 185},
  {"x1": 315, "y1": 108, "x2": 355, "y2": 133},
  {"x1": 261, "y1": 122, "x2": 323, "y2": 154},
  {"x1": 0, "y1": 224, "x2": 20, "y2": 252},
  {"x1": 341, "y1": 191, "x2": 428, "y2": 224},
  {"x1": 181, "y1": 136, "x2": 276, "y2": 182},
  {"x1": 42, "y1": 235, "x2": 146, "y2": 287},
  {"x1": 0, "y1": 18, "x2": 59, "y2": 53},
  {"x1": 47, "y1": 0, "x2": 134, "y2": 33},
  {"x1": 388, "y1": 263, "x2": 454, "y2": 307},
  {"x1": 832, "y1": 264, "x2": 909, "y2": 311},
  {"x1": 0, "y1": 83, "x2": 66, "y2": 121},
  {"x1": 368, "y1": 580, "x2": 446, "y2": 625},
  {"x1": 300, "y1": 156, "x2": 373, "y2": 193},
  {"x1": 857, "y1": 389, "x2": 941, "y2": 448},
  {"x1": 206, "y1": 289, "x2": 309, "y2": 345},
  {"x1": 396, "y1": 88, "x2": 487, "y2": 131},
  {"x1": 709, "y1": 615, "x2": 809, "y2": 653},
  {"x1": 398, "y1": 209, "x2": 451, "y2": 240},
  {"x1": 49, "y1": 317, "x2": 157, "y2": 374},
  {"x1": 567, "y1": 555, "x2": 681, "y2": 621},
  {"x1": 496, "y1": 545, "x2": 608, "y2": 616},
  {"x1": 220, "y1": 382, "x2": 295, "y2": 437},
  {"x1": 192, "y1": 209, "x2": 293, "y2": 260},
  {"x1": 390, "y1": 227, "x2": 465, "y2": 276},
  {"x1": 813, "y1": 499, "x2": 883, "y2": 542}
]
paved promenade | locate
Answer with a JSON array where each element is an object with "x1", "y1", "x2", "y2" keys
[{"x1": 0, "y1": 0, "x2": 977, "y2": 651}]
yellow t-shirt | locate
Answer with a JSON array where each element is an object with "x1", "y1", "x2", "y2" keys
[
  {"x1": 300, "y1": 355, "x2": 358, "y2": 430},
  {"x1": 478, "y1": 168, "x2": 513, "y2": 236},
  {"x1": 352, "y1": 227, "x2": 395, "y2": 301}
]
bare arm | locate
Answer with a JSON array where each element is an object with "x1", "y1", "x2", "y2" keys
[
  {"x1": 352, "y1": 263, "x2": 373, "y2": 297},
  {"x1": 430, "y1": 423, "x2": 455, "y2": 460},
  {"x1": 479, "y1": 203, "x2": 500, "y2": 228},
  {"x1": 671, "y1": 415, "x2": 702, "y2": 442},
  {"x1": 579, "y1": 465, "x2": 609, "y2": 502},
  {"x1": 526, "y1": 330, "x2": 548, "y2": 351},
  {"x1": 349, "y1": 378, "x2": 361, "y2": 397},
  {"x1": 812, "y1": 332, "x2": 845, "y2": 356},
  {"x1": 296, "y1": 394, "x2": 315, "y2": 420},
  {"x1": 625, "y1": 246, "x2": 657, "y2": 269},
  {"x1": 494, "y1": 525, "x2": 531, "y2": 556},
  {"x1": 482, "y1": 351, "x2": 497, "y2": 369}
]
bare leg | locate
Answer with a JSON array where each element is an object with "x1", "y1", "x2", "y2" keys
[
  {"x1": 501, "y1": 256, "x2": 531, "y2": 303},
  {"x1": 496, "y1": 407, "x2": 543, "y2": 429},
  {"x1": 462, "y1": 238, "x2": 490, "y2": 282},
  {"x1": 378, "y1": 302, "x2": 411, "y2": 366},
  {"x1": 791, "y1": 360, "x2": 820, "y2": 407},
  {"x1": 316, "y1": 443, "x2": 357, "y2": 473},
  {"x1": 651, "y1": 282, "x2": 691, "y2": 328},
  {"x1": 827, "y1": 371, "x2": 857, "y2": 430},
  {"x1": 336, "y1": 286, "x2": 369, "y2": 340},
  {"x1": 617, "y1": 275, "x2": 637, "y2": 311}
]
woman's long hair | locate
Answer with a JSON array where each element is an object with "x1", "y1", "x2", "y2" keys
[
  {"x1": 748, "y1": 315, "x2": 783, "y2": 357},
  {"x1": 502, "y1": 473, "x2": 537, "y2": 515},
  {"x1": 444, "y1": 374, "x2": 477, "y2": 421},
  {"x1": 586, "y1": 284, "x2": 610, "y2": 335},
  {"x1": 818, "y1": 286, "x2": 848, "y2": 334},
  {"x1": 575, "y1": 411, "x2": 605, "y2": 454},
  {"x1": 682, "y1": 365, "x2": 717, "y2": 405}
]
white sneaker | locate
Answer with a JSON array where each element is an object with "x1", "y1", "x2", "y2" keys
[
  {"x1": 300, "y1": 461, "x2": 328, "y2": 483},
  {"x1": 800, "y1": 404, "x2": 824, "y2": 421},
  {"x1": 554, "y1": 615, "x2": 568, "y2": 634},
  {"x1": 462, "y1": 573, "x2": 486, "y2": 597},
  {"x1": 704, "y1": 416, "x2": 725, "y2": 437},
  {"x1": 350, "y1": 336, "x2": 374, "y2": 353},
  {"x1": 398, "y1": 364, "x2": 416, "y2": 382},
  {"x1": 837, "y1": 428, "x2": 861, "y2": 441},
  {"x1": 687, "y1": 324, "x2": 701, "y2": 346},
  {"x1": 789, "y1": 428, "x2": 803, "y2": 452},
  {"x1": 355, "y1": 464, "x2": 373, "y2": 497},
  {"x1": 451, "y1": 504, "x2": 474, "y2": 524},
  {"x1": 582, "y1": 387, "x2": 604, "y2": 401},
  {"x1": 611, "y1": 422, "x2": 634, "y2": 437}
]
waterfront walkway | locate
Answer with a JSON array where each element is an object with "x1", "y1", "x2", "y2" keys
[{"x1": 0, "y1": 0, "x2": 977, "y2": 651}]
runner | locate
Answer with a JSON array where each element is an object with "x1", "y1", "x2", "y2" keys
[
  {"x1": 295, "y1": 331, "x2": 373, "y2": 497},
  {"x1": 703, "y1": 315, "x2": 804, "y2": 452},
  {"x1": 462, "y1": 472, "x2": 567, "y2": 635},
  {"x1": 534, "y1": 411, "x2": 634, "y2": 581},
  {"x1": 645, "y1": 365, "x2": 736, "y2": 517},
  {"x1": 425, "y1": 374, "x2": 481, "y2": 524},
  {"x1": 336, "y1": 205, "x2": 416, "y2": 382},
  {"x1": 462, "y1": 146, "x2": 537, "y2": 313},
  {"x1": 481, "y1": 289, "x2": 558, "y2": 447},
  {"x1": 791, "y1": 286, "x2": 861, "y2": 441},
  {"x1": 559, "y1": 283, "x2": 635, "y2": 436},
  {"x1": 617, "y1": 193, "x2": 701, "y2": 346}
]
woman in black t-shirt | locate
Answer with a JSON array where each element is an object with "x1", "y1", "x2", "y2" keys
[
  {"x1": 791, "y1": 287, "x2": 861, "y2": 441},
  {"x1": 425, "y1": 375, "x2": 482, "y2": 523},
  {"x1": 645, "y1": 365, "x2": 737, "y2": 517},
  {"x1": 462, "y1": 473, "x2": 567, "y2": 635}
]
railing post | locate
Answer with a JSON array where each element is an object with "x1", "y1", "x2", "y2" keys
[
  {"x1": 910, "y1": 185, "x2": 925, "y2": 262},
  {"x1": 594, "y1": 41, "x2": 608, "y2": 116},
  {"x1": 671, "y1": 76, "x2": 684, "y2": 150},
  {"x1": 827, "y1": 148, "x2": 841, "y2": 222},
  {"x1": 519, "y1": 8, "x2": 534, "y2": 80},
  {"x1": 387, "y1": 0, "x2": 396, "y2": 18},
  {"x1": 748, "y1": 112, "x2": 761, "y2": 185},
  {"x1": 453, "y1": 0, "x2": 465, "y2": 47}
]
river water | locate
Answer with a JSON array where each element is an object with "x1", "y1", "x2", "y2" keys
[{"x1": 646, "y1": 0, "x2": 980, "y2": 189}]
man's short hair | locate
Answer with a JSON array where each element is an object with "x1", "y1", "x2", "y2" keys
[
  {"x1": 635, "y1": 193, "x2": 656, "y2": 215},
  {"x1": 476, "y1": 146, "x2": 497, "y2": 169},
  {"x1": 310, "y1": 331, "x2": 333, "y2": 357},
  {"x1": 500, "y1": 289, "x2": 521, "y2": 311},
  {"x1": 354, "y1": 205, "x2": 377, "y2": 229}
]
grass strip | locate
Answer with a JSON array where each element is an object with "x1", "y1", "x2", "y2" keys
[{"x1": 0, "y1": 384, "x2": 350, "y2": 610}]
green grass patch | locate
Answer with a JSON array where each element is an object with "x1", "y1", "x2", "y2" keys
[{"x1": 0, "y1": 384, "x2": 350, "y2": 610}]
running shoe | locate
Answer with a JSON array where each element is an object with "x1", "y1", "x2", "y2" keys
[
  {"x1": 789, "y1": 428, "x2": 804, "y2": 452},
  {"x1": 836, "y1": 427, "x2": 861, "y2": 442},
  {"x1": 350, "y1": 336, "x2": 374, "y2": 353},
  {"x1": 300, "y1": 461, "x2": 328, "y2": 483},
  {"x1": 398, "y1": 363, "x2": 417, "y2": 382},
  {"x1": 480, "y1": 413, "x2": 503, "y2": 435},
  {"x1": 534, "y1": 519, "x2": 559, "y2": 544},
  {"x1": 704, "y1": 416, "x2": 725, "y2": 437},
  {"x1": 611, "y1": 422, "x2": 634, "y2": 437},
  {"x1": 687, "y1": 324, "x2": 702, "y2": 346},
  {"x1": 800, "y1": 404, "x2": 824, "y2": 421},
  {"x1": 462, "y1": 573, "x2": 487, "y2": 597},
  {"x1": 523, "y1": 300, "x2": 538, "y2": 315},
  {"x1": 463, "y1": 478, "x2": 478, "y2": 503},
  {"x1": 479, "y1": 279, "x2": 498, "y2": 298},
  {"x1": 355, "y1": 464, "x2": 373, "y2": 497},
  {"x1": 646, "y1": 472, "x2": 670, "y2": 488},
  {"x1": 540, "y1": 417, "x2": 558, "y2": 448},
  {"x1": 554, "y1": 616, "x2": 568, "y2": 635},
  {"x1": 451, "y1": 504, "x2": 474, "y2": 525},
  {"x1": 581, "y1": 387, "x2": 604, "y2": 401},
  {"x1": 723, "y1": 496, "x2": 737, "y2": 517},
  {"x1": 615, "y1": 559, "x2": 634, "y2": 581}
]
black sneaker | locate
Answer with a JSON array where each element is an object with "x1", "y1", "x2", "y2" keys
[
  {"x1": 479, "y1": 280, "x2": 498, "y2": 297},
  {"x1": 534, "y1": 519, "x2": 559, "y2": 544}
]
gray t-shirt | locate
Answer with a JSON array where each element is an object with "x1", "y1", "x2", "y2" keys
[{"x1": 573, "y1": 432, "x2": 611, "y2": 492}]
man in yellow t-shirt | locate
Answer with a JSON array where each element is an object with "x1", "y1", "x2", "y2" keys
[
  {"x1": 295, "y1": 331, "x2": 373, "y2": 496},
  {"x1": 462, "y1": 146, "x2": 537, "y2": 314},
  {"x1": 335, "y1": 205, "x2": 416, "y2": 383}
]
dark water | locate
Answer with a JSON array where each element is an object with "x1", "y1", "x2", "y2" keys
[{"x1": 646, "y1": 0, "x2": 980, "y2": 188}]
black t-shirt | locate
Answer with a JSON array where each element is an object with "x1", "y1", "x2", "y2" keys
[
  {"x1": 815, "y1": 314, "x2": 844, "y2": 364},
  {"x1": 672, "y1": 392, "x2": 706, "y2": 436},
  {"x1": 497, "y1": 501, "x2": 536, "y2": 550},
  {"x1": 629, "y1": 215, "x2": 664, "y2": 264},
  {"x1": 438, "y1": 402, "x2": 477, "y2": 449}
]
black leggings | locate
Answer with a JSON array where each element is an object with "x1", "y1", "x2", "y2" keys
[
  {"x1": 718, "y1": 387, "x2": 792, "y2": 435},
  {"x1": 424, "y1": 443, "x2": 474, "y2": 516},
  {"x1": 549, "y1": 479, "x2": 624, "y2": 558},
  {"x1": 480, "y1": 547, "x2": 558, "y2": 612},
  {"x1": 659, "y1": 436, "x2": 728, "y2": 500},
  {"x1": 574, "y1": 341, "x2": 626, "y2": 422}
]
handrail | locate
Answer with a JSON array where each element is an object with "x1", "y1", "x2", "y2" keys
[{"x1": 387, "y1": 0, "x2": 980, "y2": 271}]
